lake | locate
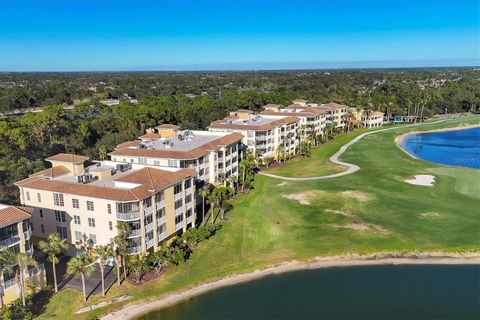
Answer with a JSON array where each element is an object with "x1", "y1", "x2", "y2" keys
[
  {"x1": 401, "y1": 127, "x2": 480, "y2": 169},
  {"x1": 137, "y1": 264, "x2": 480, "y2": 319}
]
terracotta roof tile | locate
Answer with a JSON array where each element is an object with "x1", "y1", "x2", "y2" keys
[
  {"x1": 208, "y1": 116, "x2": 300, "y2": 131},
  {"x1": 156, "y1": 124, "x2": 179, "y2": 129},
  {"x1": 30, "y1": 166, "x2": 70, "y2": 178},
  {"x1": 0, "y1": 206, "x2": 31, "y2": 228},
  {"x1": 46, "y1": 153, "x2": 89, "y2": 164}
]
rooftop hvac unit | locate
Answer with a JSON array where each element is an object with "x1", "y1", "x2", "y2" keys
[
  {"x1": 125, "y1": 163, "x2": 132, "y2": 170},
  {"x1": 75, "y1": 175, "x2": 83, "y2": 183},
  {"x1": 178, "y1": 134, "x2": 184, "y2": 141}
]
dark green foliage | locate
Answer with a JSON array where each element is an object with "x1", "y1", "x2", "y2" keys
[{"x1": 0, "y1": 296, "x2": 33, "y2": 320}]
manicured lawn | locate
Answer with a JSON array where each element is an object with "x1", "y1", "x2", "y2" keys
[
  {"x1": 37, "y1": 116, "x2": 480, "y2": 319},
  {"x1": 264, "y1": 129, "x2": 369, "y2": 177}
]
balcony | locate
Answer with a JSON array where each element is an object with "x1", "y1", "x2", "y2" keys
[
  {"x1": 0, "y1": 236, "x2": 20, "y2": 247},
  {"x1": 26, "y1": 247, "x2": 33, "y2": 256},
  {"x1": 185, "y1": 187, "x2": 193, "y2": 195},
  {"x1": 174, "y1": 192, "x2": 183, "y2": 201},
  {"x1": 145, "y1": 223, "x2": 154, "y2": 232},
  {"x1": 127, "y1": 229, "x2": 141, "y2": 238},
  {"x1": 157, "y1": 232, "x2": 167, "y2": 241},
  {"x1": 146, "y1": 239, "x2": 155, "y2": 248},
  {"x1": 144, "y1": 206, "x2": 153, "y2": 215},
  {"x1": 155, "y1": 200, "x2": 165, "y2": 208},
  {"x1": 186, "y1": 201, "x2": 193, "y2": 209},
  {"x1": 127, "y1": 246, "x2": 143, "y2": 254},
  {"x1": 28, "y1": 263, "x2": 45, "y2": 278},
  {"x1": 175, "y1": 222, "x2": 183, "y2": 231},
  {"x1": 186, "y1": 216, "x2": 193, "y2": 224},
  {"x1": 116, "y1": 211, "x2": 141, "y2": 221},
  {"x1": 175, "y1": 207, "x2": 183, "y2": 216},
  {"x1": 157, "y1": 216, "x2": 166, "y2": 225},
  {"x1": 4, "y1": 278, "x2": 16, "y2": 289}
]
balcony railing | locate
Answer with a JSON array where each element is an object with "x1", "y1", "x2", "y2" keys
[
  {"x1": 4, "y1": 278, "x2": 16, "y2": 289},
  {"x1": 155, "y1": 200, "x2": 165, "y2": 208},
  {"x1": 24, "y1": 228, "x2": 32, "y2": 239},
  {"x1": 186, "y1": 216, "x2": 193, "y2": 224},
  {"x1": 144, "y1": 206, "x2": 153, "y2": 215},
  {"x1": 127, "y1": 229, "x2": 141, "y2": 238},
  {"x1": 157, "y1": 232, "x2": 167, "y2": 241},
  {"x1": 146, "y1": 239, "x2": 155, "y2": 248},
  {"x1": 28, "y1": 263, "x2": 45, "y2": 278},
  {"x1": 174, "y1": 192, "x2": 182, "y2": 201},
  {"x1": 127, "y1": 246, "x2": 143, "y2": 254},
  {"x1": 175, "y1": 207, "x2": 183, "y2": 216},
  {"x1": 185, "y1": 187, "x2": 193, "y2": 195},
  {"x1": 175, "y1": 222, "x2": 183, "y2": 231},
  {"x1": 145, "y1": 223, "x2": 154, "y2": 232},
  {"x1": 116, "y1": 211, "x2": 141, "y2": 221},
  {"x1": 157, "y1": 216, "x2": 166, "y2": 225},
  {"x1": 0, "y1": 236, "x2": 20, "y2": 247}
]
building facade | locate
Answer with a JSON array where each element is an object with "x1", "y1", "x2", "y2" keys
[
  {"x1": 15, "y1": 154, "x2": 197, "y2": 255},
  {"x1": 208, "y1": 110, "x2": 300, "y2": 160},
  {"x1": 0, "y1": 204, "x2": 46, "y2": 304},
  {"x1": 109, "y1": 125, "x2": 243, "y2": 186},
  {"x1": 349, "y1": 108, "x2": 384, "y2": 128}
]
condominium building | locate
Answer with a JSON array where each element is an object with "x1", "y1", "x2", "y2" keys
[
  {"x1": 208, "y1": 110, "x2": 300, "y2": 159},
  {"x1": 261, "y1": 104, "x2": 327, "y2": 138},
  {"x1": 349, "y1": 108, "x2": 384, "y2": 128},
  {"x1": 0, "y1": 204, "x2": 45, "y2": 304},
  {"x1": 284, "y1": 100, "x2": 348, "y2": 129},
  {"x1": 109, "y1": 125, "x2": 243, "y2": 185},
  {"x1": 15, "y1": 153, "x2": 197, "y2": 255}
]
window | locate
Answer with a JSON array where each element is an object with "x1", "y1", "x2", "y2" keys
[
  {"x1": 199, "y1": 157, "x2": 204, "y2": 165},
  {"x1": 107, "y1": 204, "x2": 112, "y2": 214},
  {"x1": 53, "y1": 193, "x2": 64, "y2": 206},
  {"x1": 55, "y1": 211, "x2": 66, "y2": 223},
  {"x1": 154, "y1": 160, "x2": 160, "y2": 166},
  {"x1": 75, "y1": 231, "x2": 83, "y2": 242},
  {"x1": 37, "y1": 193, "x2": 41, "y2": 203},
  {"x1": 86, "y1": 201, "x2": 94, "y2": 211},
  {"x1": 88, "y1": 218, "x2": 96, "y2": 228},
  {"x1": 72, "y1": 198, "x2": 79, "y2": 209},
  {"x1": 89, "y1": 234, "x2": 97, "y2": 245},
  {"x1": 108, "y1": 221, "x2": 113, "y2": 231},
  {"x1": 218, "y1": 151, "x2": 223, "y2": 158},
  {"x1": 174, "y1": 199, "x2": 183, "y2": 209},
  {"x1": 175, "y1": 215, "x2": 183, "y2": 224},
  {"x1": 41, "y1": 224, "x2": 45, "y2": 233},
  {"x1": 174, "y1": 184, "x2": 182, "y2": 194},
  {"x1": 74, "y1": 215, "x2": 81, "y2": 225},
  {"x1": 199, "y1": 168, "x2": 204, "y2": 176},
  {"x1": 185, "y1": 194, "x2": 192, "y2": 204},
  {"x1": 39, "y1": 209, "x2": 43, "y2": 218},
  {"x1": 56, "y1": 226, "x2": 67, "y2": 239},
  {"x1": 168, "y1": 159, "x2": 176, "y2": 167},
  {"x1": 26, "y1": 192, "x2": 30, "y2": 201},
  {"x1": 138, "y1": 157, "x2": 147, "y2": 164},
  {"x1": 185, "y1": 179, "x2": 191, "y2": 189},
  {"x1": 186, "y1": 208, "x2": 192, "y2": 218}
]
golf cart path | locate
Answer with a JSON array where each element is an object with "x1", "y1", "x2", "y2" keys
[{"x1": 259, "y1": 120, "x2": 446, "y2": 181}]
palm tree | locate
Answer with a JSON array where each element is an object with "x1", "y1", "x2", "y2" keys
[
  {"x1": 210, "y1": 186, "x2": 233, "y2": 220},
  {"x1": 217, "y1": 173, "x2": 226, "y2": 186},
  {"x1": 207, "y1": 186, "x2": 217, "y2": 223},
  {"x1": 128, "y1": 253, "x2": 149, "y2": 284},
  {"x1": 114, "y1": 222, "x2": 131, "y2": 284},
  {"x1": 0, "y1": 247, "x2": 14, "y2": 308},
  {"x1": 228, "y1": 175, "x2": 237, "y2": 193},
  {"x1": 38, "y1": 233, "x2": 68, "y2": 293},
  {"x1": 238, "y1": 160, "x2": 253, "y2": 193},
  {"x1": 12, "y1": 252, "x2": 37, "y2": 306},
  {"x1": 67, "y1": 252, "x2": 95, "y2": 302},
  {"x1": 95, "y1": 244, "x2": 114, "y2": 297},
  {"x1": 199, "y1": 186, "x2": 211, "y2": 226}
]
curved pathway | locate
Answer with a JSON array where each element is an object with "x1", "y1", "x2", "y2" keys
[{"x1": 259, "y1": 120, "x2": 447, "y2": 181}]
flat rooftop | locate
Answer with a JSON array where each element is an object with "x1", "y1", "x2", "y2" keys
[{"x1": 209, "y1": 115, "x2": 299, "y2": 131}]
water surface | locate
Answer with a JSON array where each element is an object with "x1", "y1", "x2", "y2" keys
[
  {"x1": 401, "y1": 127, "x2": 480, "y2": 169},
  {"x1": 138, "y1": 264, "x2": 480, "y2": 320}
]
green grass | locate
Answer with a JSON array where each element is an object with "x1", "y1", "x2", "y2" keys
[
  {"x1": 265, "y1": 129, "x2": 369, "y2": 177},
  {"x1": 37, "y1": 116, "x2": 480, "y2": 319}
]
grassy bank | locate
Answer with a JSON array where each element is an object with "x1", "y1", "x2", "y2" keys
[{"x1": 37, "y1": 116, "x2": 480, "y2": 319}]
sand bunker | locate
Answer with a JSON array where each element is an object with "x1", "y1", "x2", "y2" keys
[
  {"x1": 419, "y1": 212, "x2": 441, "y2": 219},
  {"x1": 324, "y1": 209, "x2": 354, "y2": 217},
  {"x1": 341, "y1": 191, "x2": 370, "y2": 202},
  {"x1": 405, "y1": 174, "x2": 435, "y2": 186},
  {"x1": 277, "y1": 182, "x2": 288, "y2": 186},
  {"x1": 330, "y1": 221, "x2": 390, "y2": 235},
  {"x1": 283, "y1": 193, "x2": 311, "y2": 205}
]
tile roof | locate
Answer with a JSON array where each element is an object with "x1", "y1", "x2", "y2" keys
[
  {"x1": 46, "y1": 153, "x2": 89, "y2": 164},
  {"x1": 209, "y1": 116, "x2": 300, "y2": 131},
  {"x1": 110, "y1": 132, "x2": 243, "y2": 160},
  {"x1": 30, "y1": 166, "x2": 70, "y2": 178},
  {"x1": 233, "y1": 109, "x2": 253, "y2": 114},
  {"x1": 0, "y1": 205, "x2": 31, "y2": 228},
  {"x1": 156, "y1": 124, "x2": 179, "y2": 129},
  {"x1": 321, "y1": 102, "x2": 348, "y2": 110},
  {"x1": 15, "y1": 167, "x2": 196, "y2": 202}
]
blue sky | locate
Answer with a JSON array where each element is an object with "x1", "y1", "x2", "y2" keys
[{"x1": 0, "y1": 0, "x2": 478, "y2": 71}]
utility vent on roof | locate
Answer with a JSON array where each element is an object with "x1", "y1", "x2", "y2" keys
[
  {"x1": 163, "y1": 140, "x2": 174, "y2": 148},
  {"x1": 116, "y1": 163, "x2": 132, "y2": 172},
  {"x1": 75, "y1": 173, "x2": 97, "y2": 184}
]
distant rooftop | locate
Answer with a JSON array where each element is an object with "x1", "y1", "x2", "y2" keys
[
  {"x1": 0, "y1": 204, "x2": 32, "y2": 228},
  {"x1": 209, "y1": 114, "x2": 300, "y2": 131}
]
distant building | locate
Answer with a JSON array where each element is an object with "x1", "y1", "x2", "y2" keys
[
  {"x1": 208, "y1": 110, "x2": 300, "y2": 159},
  {"x1": 349, "y1": 108, "x2": 384, "y2": 128},
  {"x1": 99, "y1": 99, "x2": 120, "y2": 106},
  {"x1": 0, "y1": 204, "x2": 46, "y2": 304},
  {"x1": 15, "y1": 153, "x2": 197, "y2": 255}
]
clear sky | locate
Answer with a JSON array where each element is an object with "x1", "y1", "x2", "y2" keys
[{"x1": 0, "y1": 0, "x2": 478, "y2": 71}]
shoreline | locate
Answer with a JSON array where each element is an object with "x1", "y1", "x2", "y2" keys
[
  {"x1": 395, "y1": 123, "x2": 480, "y2": 160},
  {"x1": 101, "y1": 252, "x2": 480, "y2": 320}
]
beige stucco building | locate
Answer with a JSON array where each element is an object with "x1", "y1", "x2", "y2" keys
[
  {"x1": 109, "y1": 124, "x2": 243, "y2": 186},
  {"x1": 349, "y1": 108, "x2": 384, "y2": 128},
  {"x1": 15, "y1": 154, "x2": 197, "y2": 255},
  {"x1": 208, "y1": 110, "x2": 300, "y2": 160},
  {"x1": 0, "y1": 204, "x2": 46, "y2": 304}
]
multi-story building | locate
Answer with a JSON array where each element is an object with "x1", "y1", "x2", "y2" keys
[
  {"x1": 261, "y1": 104, "x2": 327, "y2": 139},
  {"x1": 208, "y1": 110, "x2": 300, "y2": 159},
  {"x1": 15, "y1": 153, "x2": 197, "y2": 255},
  {"x1": 349, "y1": 108, "x2": 384, "y2": 128},
  {"x1": 108, "y1": 125, "x2": 243, "y2": 186},
  {"x1": 0, "y1": 204, "x2": 45, "y2": 304},
  {"x1": 318, "y1": 102, "x2": 348, "y2": 129}
]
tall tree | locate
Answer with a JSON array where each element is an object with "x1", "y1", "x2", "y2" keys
[
  {"x1": 67, "y1": 252, "x2": 95, "y2": 302},
  {"x1": 95, "y1": 244, "x2": 114, "y2": 297},
  {"x1": 38, "y1": 233, "x2": 68, "y2": 293},
  {"x1": 12, "y1": 252, "x2": 37, "y2": 306}
]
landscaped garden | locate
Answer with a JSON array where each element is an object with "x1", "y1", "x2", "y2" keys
[{"x1": 36, "y1": 116, "x2": 480, "y2": 320}]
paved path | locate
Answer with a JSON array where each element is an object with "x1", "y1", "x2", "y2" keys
[{"x1": 259, "y1": 120, "x2": 447, "y2": 181}]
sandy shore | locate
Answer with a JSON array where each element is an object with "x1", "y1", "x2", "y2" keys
[
  {"x1": 395, "y1": 122, "x2": 480, "y2": 159},
  {"x1": 101, "y1": 252, "x2": 480, "y2": 320}
]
